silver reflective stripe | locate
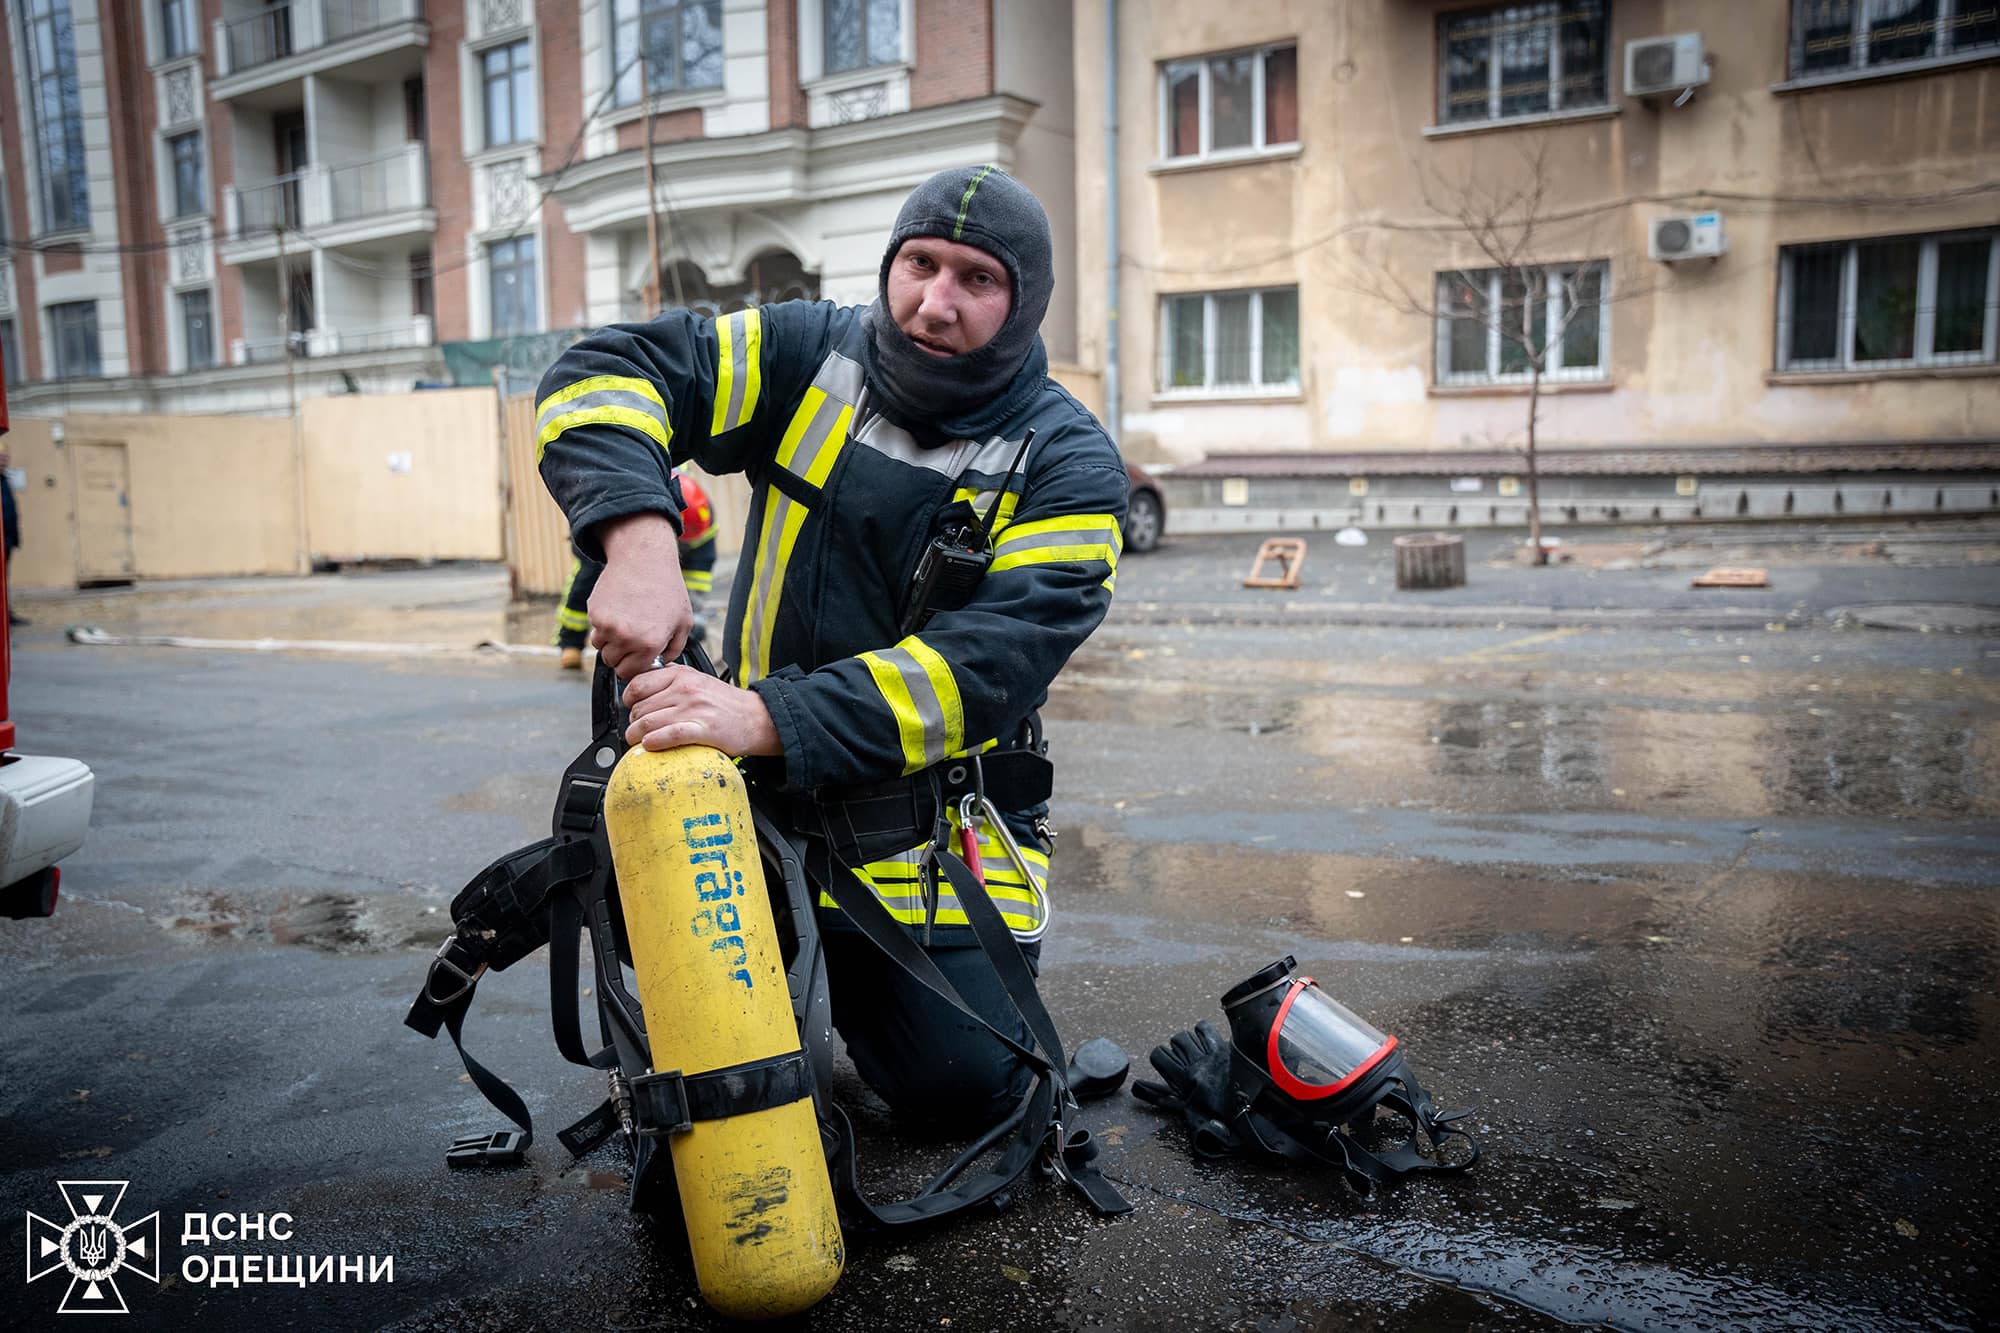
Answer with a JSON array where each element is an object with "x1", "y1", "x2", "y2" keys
[
  {"x1": 721, "y1": 310, "x2": 750, "y2": 428},
  {"x1": 741, "y1": 488, "x2": 796, "y2": 682},
  {"x1": 851, "y1": 413, "x2": 960, "y2": 473},
  {"x1": 957, "y1": 433, "x2": 1034, "y2": 479},
  {"x1": 535, "y1": 388, "x2": 669, "y2": 439},
  {"x1": 784, "y1": 391, "x2": 849, "y2": 483},
  {"x1": 815, "y1": 349, "x2": 865, "y2": 404},
  {"x1": 996, "y1": 520, "x2": 1123, "y2": 558},
  {"x1": 876, "y1": 646, "x2": 949, "y2": 767}
]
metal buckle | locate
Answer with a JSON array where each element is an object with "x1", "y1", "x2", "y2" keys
[
  {"x1": 629, "y1": 1069, "x2": 694, "y2": 1137},
  {"x1": 423, "y1": 937, "x2": 486, "y2": 1008},
  {"x1": 446, "y1": 1129, "x2": 526, "y2": 1169}
]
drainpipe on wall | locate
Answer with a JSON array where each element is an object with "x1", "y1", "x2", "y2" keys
[{"x1": 1103, "y1": 0, "x2": 1121, "y2": 447}]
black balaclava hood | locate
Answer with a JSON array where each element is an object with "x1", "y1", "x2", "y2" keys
[{"x1": 863, "y1": 164, "x2": 1053, "y2": 443}]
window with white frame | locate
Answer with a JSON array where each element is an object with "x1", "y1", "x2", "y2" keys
[
  {"x1": 482, "y1": 39, "x2": 535, "y2": 147},
  {"x1": 23, "y1": 0, "x2": 90, "y2": 232},
  {"x1": 1440, "y1": 1, "x2": 1610, "y2": 126},
  {"x1": 180, "y1": 288, "x2": 215, "y2": 370},
  {"x1": 1436, "y1": 262, "x2": 1609, "y2": 384},
  {"x1": 1778, "y1": 229, "x2": 1998, "y2": 371},
  {"x1": 160, "y1": 0, "x2": 197, "y2": 58},
  {"x1": 1790, "y1": 0, "x2": 2000, "y2": 79},
  {"x1": 1160, "y1": 45, "x2": 1298, "y2": 161},
  {"x1": 1160, "y1": 287, "x2": 1300, "y2": 392},
  {"x1": 169, "y1": 132, "x2": 204, "y2": 217},
  {"x1": 0, "y1": 319, "x2": 21, "y2": 385},
  {"x1": 48, "y1": 300, "x2": 100, "y2": 378},
  {"x1": 612, "y1": 0, "x2": 724, "y2": 105},
  {"x1": 825, "y1": 0, "x2": 900, "y2": 75},
  {"x1": 489, "y1": 235, "x2": 539, "y2": 337}
]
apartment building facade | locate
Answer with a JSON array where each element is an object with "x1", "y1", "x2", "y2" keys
[
  {"x1": 1076, "y1": 1, "x2": 2000, "y2": 482},
  {"x1": 0, "y1": 0, "x2": 1077, "y2": 415}
]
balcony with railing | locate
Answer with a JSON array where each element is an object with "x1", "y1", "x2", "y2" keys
[
  {"x1": 212, "y1": 0, "x2": 427, "y2": 96},
  {"x1": 221, "y1": 144, "x2": 432, "y2": 260},
  {"x1": 232, "y1": 316, "x2": 434, "y2": 366}
]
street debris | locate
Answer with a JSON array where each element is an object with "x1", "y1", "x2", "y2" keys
[{"x1": 1691, "y1": 567, "x2": 1771, "y2": 588}]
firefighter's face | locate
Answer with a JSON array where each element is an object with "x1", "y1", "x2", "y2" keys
[{"x1": 887, "y1": 237, "x2": 1013, "y2": 357}]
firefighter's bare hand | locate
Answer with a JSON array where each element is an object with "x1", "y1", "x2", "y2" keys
[
  {"x1": 590, "y1": 513, "x2": 691, "y2": 679},
  {"x1": 622, "y1": 665, "x2": 782, "y2": 757}
]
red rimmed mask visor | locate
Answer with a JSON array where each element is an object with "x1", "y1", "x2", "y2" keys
[{"x1": 1264, "y1": 977, "x2": 1398, "y2": 1100}]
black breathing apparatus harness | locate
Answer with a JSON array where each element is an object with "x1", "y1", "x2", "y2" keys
[{"x1": 405, "y1": 621, "x2": 1130, "y2": 1227}]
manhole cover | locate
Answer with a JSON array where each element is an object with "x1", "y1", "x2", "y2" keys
[{"x1": 1826, "y1": 602, "x2": 2000, "y2": 632}]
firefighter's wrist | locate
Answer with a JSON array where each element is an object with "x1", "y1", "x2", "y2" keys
[
  {"x1": 599, "y1": 511, "x2": 682, "y2": 566},
  {"x1": 733, "y1": 691, "x2": 783, "y2": 757}
]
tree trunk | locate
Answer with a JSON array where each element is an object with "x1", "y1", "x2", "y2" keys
[{"x1": 1525, "y1": 360, "x2": 1546, "y2": 565}]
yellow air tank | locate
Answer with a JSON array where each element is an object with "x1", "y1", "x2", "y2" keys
[{"x1": 605, "y1": 744, "x2": 845, "y2": 1320}]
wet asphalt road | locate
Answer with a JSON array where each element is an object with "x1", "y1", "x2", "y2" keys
[{"x1": 3, "y1": 528, "x2": 1998, "y2": 1331}]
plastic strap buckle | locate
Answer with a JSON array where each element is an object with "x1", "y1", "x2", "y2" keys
[{"x1": 445, "y1": 1129, "x2": 527, "y2": 1169}]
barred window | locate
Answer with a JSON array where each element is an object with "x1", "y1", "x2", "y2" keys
[
  {"x1": 1160, "y1": 287, "x2": 1300, "y2": 392},
  {"x1": 1778, "y1": 229, "x2": 1998, "y2": 371},
  {"x1": 1441, "y1": 1, "x2": 1609, "y2": 126},
  {"x1": 1436, "y1": 262, "x2": 1609, "y2": 384},
  {"x1": 1790, "y1": 0, "x2": 2000, "y2": 79}
]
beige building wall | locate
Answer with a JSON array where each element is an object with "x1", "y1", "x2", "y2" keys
[
  {"x1": 1076, "y1": 0, "x2": 2000, "y2": 466},
  {"x1": 301, "y1": 389, "x2": 505, "y2": 564}
]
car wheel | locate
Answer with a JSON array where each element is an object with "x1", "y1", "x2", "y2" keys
[{"x1": 1126, "y1": 490, "x2": 1163, "y2": 554}]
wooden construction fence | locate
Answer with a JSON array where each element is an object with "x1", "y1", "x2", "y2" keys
[{"x1": 501, "y1": 393, "x2": 752, "y2": 598}]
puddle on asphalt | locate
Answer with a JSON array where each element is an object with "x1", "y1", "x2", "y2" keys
[
  {"x1": 1046, "y1": 829, "x2": 2000, "y2": 1329},
  {"x1": 1047, "y1": 668, "x2": 1996, "y2": 819},
  {"x1": 162, "y1": 889, "x2": 447, "y2": 954}
]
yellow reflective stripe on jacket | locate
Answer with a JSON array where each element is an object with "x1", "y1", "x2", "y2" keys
[
  {"x1": 951, "y1": 485, "x2": 1022, "y2": 537},
  {"x1": 990, "y1": 513, "x2": 1122, "y2": 574},
  {"x1": 857, "y1": 637, "x2": 964, "y2": 774},
  {"x1": 814, "y1": 812, "x2": 1050, "y2": 935},
  {"x1": 710, "y1": 308, "x2": 763, "y2": 436},
  {"x1": 534, "y1": 375, "x2": 671, "y2": 461},
  {"x1": 737, "y1": 385, "x2": 854, "y2": 684},
  {"x1": 682, "y1": 568, "x2": 713, "y2": 593}
]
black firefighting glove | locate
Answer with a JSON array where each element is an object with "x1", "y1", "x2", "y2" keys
[{"x1": 1131, "y1": 1020, "x2": 1245, "y2": 1158}]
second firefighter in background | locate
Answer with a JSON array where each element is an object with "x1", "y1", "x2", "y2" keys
[{"x1": 556, "y1": 467, "x2": 718, "y2": 670}]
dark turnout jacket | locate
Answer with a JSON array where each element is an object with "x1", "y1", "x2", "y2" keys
[{"x1": 535, "y1": 301, "x2": 1126, "y2": 938}]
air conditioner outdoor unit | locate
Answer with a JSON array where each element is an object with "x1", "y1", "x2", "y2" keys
[
  {"x1": 1626, "y1": 32, "x2": 1709, "y2": 98},
  {"x1": 1650, "y1": 212, "x2": 1727, "y2": 262}
]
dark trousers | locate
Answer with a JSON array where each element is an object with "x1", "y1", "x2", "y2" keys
[
  {"x1": 556, "y1": 542, "x2": 716, "y2": 649},
  {"x1": 822, "y1": 927, "x2": 1040, "y2": 1130}
]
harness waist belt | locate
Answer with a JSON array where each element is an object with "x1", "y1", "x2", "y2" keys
[{"x1": 791, "y1": 748, "x2": 1054, "y2": 865}]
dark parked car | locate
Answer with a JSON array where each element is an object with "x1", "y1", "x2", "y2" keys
[{"x1": 1125, "y1": 462, "x2": 1166, "y2": 554}]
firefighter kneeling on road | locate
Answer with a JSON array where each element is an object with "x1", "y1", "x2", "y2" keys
[
  {"x1": 553, "y1": 466, "x2": 717, "y2": 670},
  {"x1": 535, "y1": 164, "x2": 1126, "y2": 1127}
]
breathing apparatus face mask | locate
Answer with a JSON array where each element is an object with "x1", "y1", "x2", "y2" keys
[{"x1": 1134, "y1": 956, "x2": 1478, "y2": 1194}]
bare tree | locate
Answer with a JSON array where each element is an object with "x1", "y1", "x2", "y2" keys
[{"x1": 1345, "y1": 141, "x2": 1656, "y2": 563}]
